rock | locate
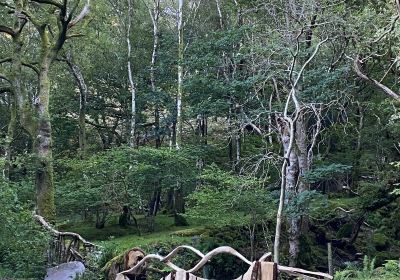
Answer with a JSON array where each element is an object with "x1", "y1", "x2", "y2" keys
[{"x1": 44, "y1": 261, "x2": 85, "y2": 280}]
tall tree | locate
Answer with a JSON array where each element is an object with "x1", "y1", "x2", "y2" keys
[
  {"x1": 0, "y1": 0, "x2": 29, "y2": 179},
  {"x1": 149, "y1": 0, "x2": 161, "y2": 148},
  {"x1": 127, "y1": 0, "x2": 137, "y2": 148},
  {"x1": 175, "y1": 0, "x2": 184, "y2": 149},
  {"x1": 65, "y1": 51, "x2": 88, "y2": 158},
  {"x1": 1, "y1": 0, "x2": 91, "y2": 220}
]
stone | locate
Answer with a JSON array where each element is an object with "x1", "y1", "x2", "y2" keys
[{"x1": 44, "y1": 261, "x2": 85, "y2": 280}]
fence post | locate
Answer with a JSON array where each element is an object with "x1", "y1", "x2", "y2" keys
[
  {"x1": 260, "y1": 262, "x2": 277, "y2": 280},
  {"x1": 328, "y1": 242, "x2": 333, "y2": 276}
]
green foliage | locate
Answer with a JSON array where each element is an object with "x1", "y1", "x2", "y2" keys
[
  {"x1": 286, "y1": 190, "x2": 326, "y2": 218},
  {"x1": 2, "y1": 0, "x2": 400, "y2": 275},
  {"x1": 304, "y1": 164, "x2": 352, "y2": 184},
  {"x1": 0, "y1": 180, "x2": 49, "y2": 278},
  {"x1": 335, "y1": 257, "x2": 400, "y2": 280},
  {"x1": 373, "y1": 233, "x2": 389, "y2": 250},
  {"x1": 187, "y1": 165, "x2": 274, "y2": 228},
  {"x1": 56, "y1": 146, "x2": 199, "y2": 219}
]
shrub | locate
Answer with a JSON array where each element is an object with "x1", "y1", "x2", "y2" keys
[{"x1": 0, "y1": 180, "x2": 49, "y2": 278}]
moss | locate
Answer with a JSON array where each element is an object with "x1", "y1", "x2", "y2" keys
[
  {"x1": 373, "y1": 233, "x2": 389, "y2": 251},
  {"x1": 100, "y1": 254, "x2": 124, "y2": 274},
  {"x1": 171, "y1": 227, "x2": 206, "y2": 237}
]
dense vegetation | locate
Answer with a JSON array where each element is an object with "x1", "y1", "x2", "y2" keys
[{"x1": 1, "y1": 0, "x2": 400, "y2": 279}]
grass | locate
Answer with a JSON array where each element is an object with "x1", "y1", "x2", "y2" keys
[
  {"x1": 104, "y1": 230, "x2": 193, "y2": 252},
  {"x1": 59, "y1": 214, "x2": 207, "y2": 253}
]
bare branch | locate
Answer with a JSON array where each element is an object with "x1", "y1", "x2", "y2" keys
[
  {"x1": 0, "y1": 57, "x2": 40, "y2": 75},
  {"x1": 0, "y1": 73, "x2": 11, "y2": 83},
  {"x1": 0, "y1": 1, "x2": 15, "y2": 10},
  {"x1": 372, "y1": 15, "x2": 399, "y2": 44},
  {"x1": 66, "y1": 33, "x2": 85, "y2": 40},
  {"x1": 0, "y1": 86, "x2": 12, "y2": 94},
  {"x1": 0, "y1": 57, "x2": 12, "y2": 64},
  {"x1": 22, "y1": 62, "x2": 40, "y2": 75},
  {"x1": 354, "y1": 55, "x2": 400, "y2": 101},
  {"x1": 293, "y1": 37, "x2": 329, "y2": 90},
  {"x1": 0, "y1": 25, "x2": 16, "y2": 37},
  {"x1": 68, "y1": 0, "x2": 91, "y2": 28},
  {"x1": 30, "y1": 0, "x2": 63, "y2": 9}
]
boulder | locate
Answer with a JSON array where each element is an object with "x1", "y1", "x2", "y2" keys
[{"x1": 44, "y1": 261, "x2": 85, "y2": 280}]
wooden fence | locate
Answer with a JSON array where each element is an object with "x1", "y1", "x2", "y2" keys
[
  {"x1": 116, "y1": 245, "x2": 333, "y2": 280},
  {"x1": 34, "y1": 214, "x2": 97, "y2": 265}
]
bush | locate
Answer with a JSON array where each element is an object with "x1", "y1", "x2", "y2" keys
[
  {"x1": 372, "y1": 233, "x2": 389, "y2": 251},
  {"x1": 335, "y1": 257, "x2": 400, "y2": 280},
  {"x1": 0, "y1": 180, "x2": 50, "y2": 278}
]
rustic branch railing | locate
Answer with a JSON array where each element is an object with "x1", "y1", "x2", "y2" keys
[
  {"x1": 34, "y1": 214, "x2": 98, "y2": 265},
  {"x1": 116, "y1": 245, "x2": 333, "y2": 280}
]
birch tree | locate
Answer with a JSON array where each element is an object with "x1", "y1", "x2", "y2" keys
[
  {"x1": 127, "y1": 0, "x2": 137, "y2": 148},
  {"x1": 175, "y1": 0, "x2": 184, "y2": 149},
  {"x1": 149, "y1": 0, "x2": 161, "y2": 148},
  {"x1": 273, "y1": 34, "x2": 327, "y2": 267},
  {"x1": 65, "y1": 51, "x2": 88, "y2": 158}
]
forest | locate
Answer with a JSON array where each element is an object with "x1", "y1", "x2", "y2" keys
[{"x1": 1, "y1": 0, "x2": 400, "y2": 279}]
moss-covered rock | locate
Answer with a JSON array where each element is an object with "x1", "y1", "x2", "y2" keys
[{"x1": 373, "y1": 233, "x2": 389, "y2": 251}]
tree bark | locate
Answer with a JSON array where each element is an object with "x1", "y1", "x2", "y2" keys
[
  {"x1": 4, "y1": 91, "x2": 17, "y2": 180},
  {"x1": 284, "y1": 124, "x2": 300, "y2": 267},
  {"x1": 35, "y1": 40, "x2": 56, "y2": 220},
  {"x1": 176, "y1": 0, "x2": 184, "y2": 149},
  {"x1": 149, "y1": 0, "x2": 161, "y2": 148},
  {"x1": 65, "y1": 52, "x2": 88, "y2": 158},
  {"x1": 127, "y1": 0, "x2": 137, "y2": 148},
  {"x1": 273, "y1": 36, "x2": 327, "y2": 264},
  {"x1": 3, "y1": 0, "x2": 26, "y2": 179},
  {"x1": 274, "y1": 115, "x2": 296, "y2": 264},
  {"x1": 286, "y1": 112, "x2": 310, "y2": 266}
]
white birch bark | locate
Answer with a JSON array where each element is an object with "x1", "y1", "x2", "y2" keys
[
  {"x1": 176, "y1": 0, "x2": 184, "y2": 150},
  {"x1": 66, "y1": 52, "x2": 88, "y2": 158},
  {"x1": 127, "y1": 0, "x2": 137, "y2": 148},
  {"x1": 149, "y1": 0, "x2": 161, "y2": 147},
  {"x1": 273, "y1": 38, "x2": 327, "y2": 264}
]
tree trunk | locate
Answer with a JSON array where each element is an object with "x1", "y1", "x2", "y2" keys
[
  {"x1": 3, "y1": 1, "x2": 25, "y2": 180},
  {"x1": 65, "y1": 52, "x2": 87, "y2": 158},
  {"x1": 4, "y1": 65, "x2": 18, "y2": 180},
  {"x1": 286, "y1": 112, "x2": 310, "y2": 266},
  {"x1": 127, "y1": 0, "x2": 137, "y2": 148},
  {"x1": 285, "y1": 134, "x2": 300, "y2": 267},
  {"x1": 4, "y1": 93, "x2": 16, "y2": 180},
  {"x1": 274, "y1": 115, "x2": 296, "y2": 264},
  {"x1": 176, "y1": 0, "x2": 184, "y2": 150},
  {"x1": 149, "y1": 0, "x2": 161, "y2": 148},
  {"x1": 35, "y1": 55, "x2": 56, "y2": 221}
]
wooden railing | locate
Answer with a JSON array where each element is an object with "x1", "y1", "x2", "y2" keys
[
  {"x1": 116, "y1": 245, "x2": 333, "y2": 280},
  {"x1": 34, "y1": 214, "x2": 98, "y2": 265}
]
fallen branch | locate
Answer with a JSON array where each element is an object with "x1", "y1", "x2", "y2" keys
[{"x1": 354, "y1": 55, "x2": 400, "y2": 101}]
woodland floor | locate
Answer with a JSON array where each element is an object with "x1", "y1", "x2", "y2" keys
[{"x1": 60, "y1": 215, "x2": 205, "y2": 252}]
